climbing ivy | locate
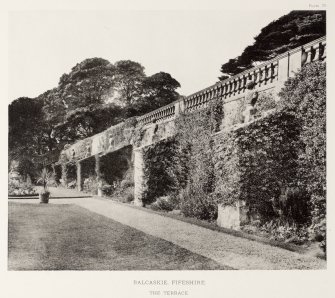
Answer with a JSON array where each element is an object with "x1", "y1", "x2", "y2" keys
[
  {"x1": 214, "y1": 111, "x2": 305, "y2": 222},
  {"x1": 278, "y1": 61, "x2": 326, "y2": 251},
  {"x1": 174, "y1": 98, "x2": 223, "y2": 220}
]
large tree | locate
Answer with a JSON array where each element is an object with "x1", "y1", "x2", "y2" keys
[
  {"x1": 9, "y1": 58, "x2": 181, "y2": 159},
  {"x1": 137, "y1": 72, "x2": 181, "y2": 113},
  {"x1": 9, "y1": 97, "x2": 44, "y2": 158},
  {"x1": 58, "y1": 58, "x2": 116, "y2": 109},
  {"x1": 219, "y1": 10, "x2": 326, "y2": 80},
  {"x1": 55, "y1": 103, "x2": 123, "y2": 141},
  {"x1": 37, "y1": 88, "x2": 67, "y2": 151},
  {"x1": 112, "y1": 60, "x2": 146, "y2": 105}
]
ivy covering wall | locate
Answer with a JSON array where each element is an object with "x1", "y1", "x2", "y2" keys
[
  {"x1": 142, "y1": 138, "x2": 181, "y2": 205},
  {"x1": 213, "y1": 112, "x2": 305, "y2": 222}
]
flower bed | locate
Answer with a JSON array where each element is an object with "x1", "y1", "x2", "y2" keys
[{"x1": 8, "y1": 179, "x2": 38, "y2": 196}]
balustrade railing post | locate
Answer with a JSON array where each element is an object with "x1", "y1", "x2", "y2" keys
[{"x1": 321, "y1": 41, "x2": 326, "y2": 60}]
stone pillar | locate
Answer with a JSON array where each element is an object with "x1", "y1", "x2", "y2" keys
[
  {"x1": 61, "y1": 163, "x2": 68, "y2": 187},
  {"x1": 133, "y1": 149, "x2": 145, "y2": 206},
  {"x1": 313, "y1": 46, "x2": 320, "y2": 62},
  {"x1": 95, "y1": 154, "x2": 102, "y2": 196},
  {"x1": 76, "y1": 161, "x2": 82, "y2": 191},
  {"x1": 217, "y1": 200, "x2": 248, "y2": 230},
  {"x1": 174, "y1": 100, "x2": 180, "y2": 116},
  {"x1": 51, "y1": 163, "x2": 56, "y2": 177},
  {"x1": 288, "y1": 48, "x2": 303, "y2": 77},
  {"x1": 275, "y1": 53, "x2": 290, "y2": 101}
]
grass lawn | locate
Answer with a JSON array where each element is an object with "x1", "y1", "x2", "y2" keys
[{"x1": 8, "y1": 202, "x2": 229, "y2": 270}]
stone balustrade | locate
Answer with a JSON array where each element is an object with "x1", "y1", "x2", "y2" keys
[
  {"x1": 183, "y1": 36, "x2": 325, "y2": 112},
  {"x1": 183, "y1": 61, "x2": 279, "y2": 112},
  {"x1": 301, "y1": 37, "x2": 326, "y2": 65},
  {"x1": 137, "y1": 102, "x2": 176, "y2": 126}
]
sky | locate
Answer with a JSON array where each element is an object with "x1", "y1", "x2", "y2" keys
[{"x1": 8, "y1": 10, "x2": 290, "y2": 101}]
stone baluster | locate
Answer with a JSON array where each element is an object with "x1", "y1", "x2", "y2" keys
[
  {"x1": 234, "y1": 80, "x2": 238, "y2": 94},
  {"x1": 304, "y1": 47, "x2": 312, "y2": 64},
  {"x1": 321, "y1": 41, "x2": 326, "y2": 60},
  {"x1": 186, "y1": 98, "x2": 190, "y2": 110},
  {"x1": 313, "y1": 44, "x2": 320, "y2": 62},
  {"x1": 242, "y1": 75, "x2": 247, "y2": 93},
  {"x1": 254, "y1": 69, "x2": 260, "y2": 86},
  {"x1": 237, "y1": 77, "x2": 242, "y2": 94},
  {"x1": 258, "y1": 68, "x2": 263, "y2": 87},
  {"x1": 218, "y1": 85, "x2": 223, "y2": 99},
  {"x1": 271, "y1": 62, "x2": 277, "y2": 82},
  {"x1": 266, "y1": 65, "x2": 270, "y2": 82},
  {"x1": 222, "y1": 84, "x2": 226, "y2": 98}
]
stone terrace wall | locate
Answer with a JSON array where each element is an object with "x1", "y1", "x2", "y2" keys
[{"x1": 50, "y1": 36, "x2": 325, "y2": 166}]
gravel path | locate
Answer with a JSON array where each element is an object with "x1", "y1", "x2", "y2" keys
[{"x1": 11, "y1": 187, "x2": 326, "y2": 270}]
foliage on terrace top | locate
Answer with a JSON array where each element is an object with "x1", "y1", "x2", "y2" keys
[{"x1": 219, "y1": 10, "x2": 326, "y2": 80}]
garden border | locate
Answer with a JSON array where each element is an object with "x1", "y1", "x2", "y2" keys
[{"x1": 93, "y1": 195, "x2": 319, "y2": 256}]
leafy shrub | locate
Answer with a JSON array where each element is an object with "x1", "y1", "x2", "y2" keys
[
  {"x1": 150, "y1": 195, "x2": 180, "y2": 212},
  {"x1": 37, "y1": 168, "x2": 55, "y2": 191},
  {"x1": 8, "y1": 179, "x2": 37, "y2": 196},
  {"x1": 180, "y1": 186, "x2": 218, "y2": 221},
  {"x1": 101, "y1": 184, "x2": 113, "y2": 196},
  {"x1": 308, "y1": 196, "x2": 326, "y2": 251},
  {"x1": 119, "y1": 186, "x2": 134, "y2": 203},
  {"x1": 83, "y1": 175, "x2": 97, "y2": 193},
  {"x1": 273, "y1": 185, "x2": 311, "y2": 224},
  {"x1": 260, "y1": 219, "x2": 309, "y2": 244},
  {"x1": 120, "y1": 179, "x2": 134, "y2": 189},
  {"x1": 67, "y1": 180, "x2": 77, "y2": 189}
]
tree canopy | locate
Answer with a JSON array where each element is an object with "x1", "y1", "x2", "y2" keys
[
  {"x1": 9, "y1": 58, "x2": 181, "y2": 161},
  {"x1": 219, "y1": 10, "x2": 326, "y2": 79}
]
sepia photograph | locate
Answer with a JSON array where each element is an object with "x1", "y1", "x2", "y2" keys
[{"x1": 2, "y1": 1, "x2": 333, "y2": 297}]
